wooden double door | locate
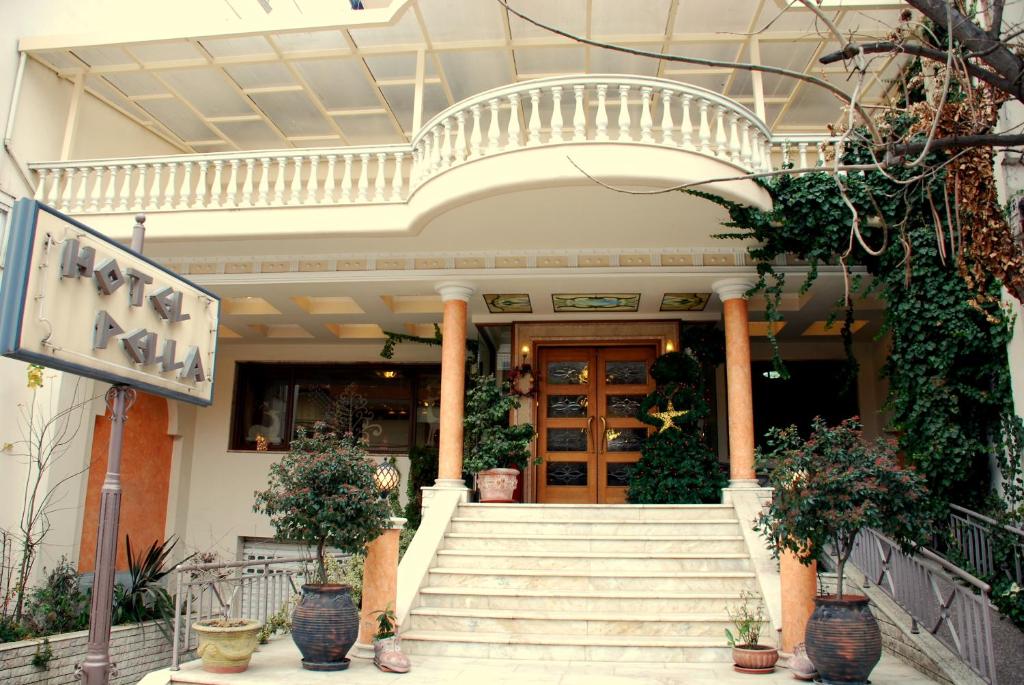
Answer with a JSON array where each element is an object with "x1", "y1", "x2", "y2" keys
[{"x1": 537, "y1": 345, "x2": 657, "y2": 504}]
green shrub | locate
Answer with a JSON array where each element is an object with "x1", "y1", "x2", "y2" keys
[
  {"x1": 462, "y1": 375, "x2": 536, "y2": 474},
  {"x1": 403, "y1": 445, "x2": 438, "y2": 529},
  {"x1": 22, "y1": 558, "x2": 88, "y2": 636}
]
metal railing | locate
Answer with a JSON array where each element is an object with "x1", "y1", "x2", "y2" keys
[
  {"x1": 850, "y1": 528, "x2": 997, "y2": 684},
  {"x1": 947, "y1": 503, "x2": 1024, "y2": 584},
  {"x1": 169, "y1": 554, "x2": 315, "y2": 670}
]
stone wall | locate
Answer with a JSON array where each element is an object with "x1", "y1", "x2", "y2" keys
[{"x1": 0, "y1": 620, "x2": 173, "y2": 685}]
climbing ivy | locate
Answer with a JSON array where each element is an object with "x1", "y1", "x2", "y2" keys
[{"x1": 701, "y1": 134, "x2": 1022, "y2": 514}]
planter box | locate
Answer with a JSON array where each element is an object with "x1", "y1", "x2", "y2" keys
[{"x1": 0, "y1": 620, "x2": 173, "y2": 685}]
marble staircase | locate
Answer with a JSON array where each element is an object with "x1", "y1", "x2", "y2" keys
[{"x1": 401, "y1": 503, "x2": 762, "y2": 663}]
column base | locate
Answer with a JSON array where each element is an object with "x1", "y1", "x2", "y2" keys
[
  {"x1": 432, "y1": 478, "x2": 468, "y2": 490},
  {"x1": 348, "y1": 641, "x2": 374, "y2": 660},
  {"x1": 421, "y1": 483, "x2": 469, "y2": 516},
  {"x1": 727, "y1": 478, "x2": 762, "y2": 489}
]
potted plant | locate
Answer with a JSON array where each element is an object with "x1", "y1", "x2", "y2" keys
[
  {"x1": 756, "y1": 417, "x2": 929, "y2": 685},
  {"x1": 371, "y1": 605, "x2": 409, "y2": 673},
  {"x1": 725, "y1": 590, "x2": 778, "y2": 674},
  {"x1": 462, "y1": 374, "x2": 537, "y2": 502},
  {"x1": 193, "y1": 613, "x2": 263, "y2": 674},
  {"x1": 253, "y1": 423, "x2": 391, "y2": 671}
]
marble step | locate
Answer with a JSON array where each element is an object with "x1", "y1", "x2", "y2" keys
[
  {"x1": 448, "y1": 518, "x2": 742, "y2": 537},
  {"x1": 417, "y1": 587, "x2": 748, "y2": 613},
  {"x1": 408, "y1": 606, "x2": 734, "y2": 637},
  {"x1": 426, "y1": 567, "x2": 758, "y2": 593},
  {"x1": 399, "y1": 629, "x2": 733, "y2": 663},
  {"x1": 434, "y1": 549, "x2": 753, "y2": 573},
  {"x1": 456, "y1": 503, "x2": 737, "y2": 522},
  {"x1": 442, "y1": 533, "x2": 747, "y2": 554}
]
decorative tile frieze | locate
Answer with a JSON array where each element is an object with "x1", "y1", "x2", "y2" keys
[
  {"x1": 495, "y1": 256, "x2": 528, "y2": 268},
  {"x1": 260, "y1": 261, "x2": 291, "y2": 273},
  {"x1": 224, "y1": 262, "x2": 254, "y2": 274},
  {"x1": 659, "y1": 254, "x2": 694, "y2": 266},
  {"x1": 537, "y1": 256, "x2": 569, "y2": 268},
  {"x1": 455, "y1": 257, "x2": 486, "y2": 269}
]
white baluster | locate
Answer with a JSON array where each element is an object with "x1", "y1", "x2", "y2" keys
[
  {"x1": 87, "y1": 166, "x2": 103, "y2": 211},
  {"x1": 101, "y1": 166, "x2": 117, "y2": 211},
  {"x1": 151, "y1": 163, "x2": 164, "y2": 210},
  {"x1": 305, "y1": 155, "x2": 319, "y2": 204},
  {"x1": 640, "y1": 87, "x2": 654, "y2": 143},
  {"x1": 680, "y1": 94, "x2": 693, "y2": 149},
  {"x1": 441, "y1": 118, "x2": 453, "y2": 168},
  {"x1": 740, "y1": 123, "x2": 752, "y2": 168},
  {"x1": 47, "y1": 168, "x2": 63, "y2": 207},
  {"x1": 431, "y1": 128, "x2": 442, "y2": 172},
  {"x1": 698, "y1": 100, "x2": 711, "y2": 155},
  {"x1": 390, "y1": 152, "x2": 404, "y2": 201},
  {"x1": 714, "y1": 107, "x2": 728, "y2": 159},
  {"x1": 62, "y1": 167, "x2": 78, "y2": 211},
  {"x1": 132, "y1": 164, "x2": 147, "y2": 211},
  {"x1": 506, "y1": 93, "x2": 521, "y2": 149},
  {"x1": 410, "y1": 144, "x2": 423, "y2": 186},
  {"x1": 798, "y1": 142, "x2": 809, "y2": 170},
  {"x1": 572, "y1": 85, "x2": 586, "y2": 141},
  {"x1": 72, "y1": 167, "x2": 88, "y2": 210},
  {"x1": 487, "y1": 98, "x2": 501, "y2": 152},
  {"x1": 323, "y1": 155, "x2": 337, "y2": 204},
  {"x1": 208, "y1": 160, "x2": 223, "y2": 209},
  {"x1": 163, "y1": 162, "x2": 178, "y2": 210},
  {"x1": 728, "y1": 113, "x2": 741, "y2": 164},
  {"x1": 374, "y1": 152, "x2": 387, "y2": 201},
  {"x1": 241, "y1": 159, "x2": 254, "y2": 206},
  {"x1": 179, "y1": 162, "x2": 193, "y2": 209},
  {"x1": 816, "y1": 141, "x2": 826, "y2": 166},
  {"x1": 269, "y1": 158, "x2": 284, "y2": 205},
  {"x1": 596, "y1": 84, "x2": 609, "y2": 141},
  {"x1": 470, "y1": 105, "x2": 483, "y2": 159},
  {"x1": 781, "y1": 141, "x2": 791, "y2": 168},
  {"x1": 550, "y1": 86, "x2": 563, "y2": 143},
  {"x1": 455, "y1": 111, "x2": 467, "y2": 163},
  {"x1": 225, "y1": 159, "x2": 239, "y2": 208},
  {"x1": 660, "y1": 90, "x2": 675, "y2": 145},
  {"x1": 762, "y1": 138, "x2": 772, "y2": 172},
  {"x1": 617, "y1": 85, "x2": 631, "y2": 141},
  {"x1": 341, "y1": 154, "x2": 354, "y2": 202},
  {"x1": 116, "y1": 165, "x2": 133, "y2": 211},
  {"x1": 527, "y1": 88, "x2": 541, "y2": 146},
  {"x1": 357, "y1": 153, "x2": 370, "y2": 202},
  {"x1": 288, "y1": 157, "x2": 303, "y2": 205},
  {"x1": 749, "y1": 133, "x2": 761, "y2": 172},
  {"x1": 192, "y1": 161, "x2": 207, "y2": 208},
  {"x1": 253, "y1": 158, "x2": 268, "y2": 206},
  {"x1": 34, "y1": 169, "x2": 48, "y2": 200}
]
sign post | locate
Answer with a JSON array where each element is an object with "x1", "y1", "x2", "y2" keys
[{"x1": 0, "y1": 201, "x2": 219, "y2": 685}]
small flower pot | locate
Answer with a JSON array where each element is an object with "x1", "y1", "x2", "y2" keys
[
  {"x1": 193, "y1": 619, "x2": 262, "y2": 673},
  {"x1": 477, "y1": 468, "x2": 519, "y2": 502},
  {"x1": 731, "y1": 644, "x2": 779, "y2": 674},
  {"x1": 373, "y1": 636, "x2": 410, "y2": 673}
]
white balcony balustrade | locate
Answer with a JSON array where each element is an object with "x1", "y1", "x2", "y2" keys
[{"x1": 29, "y1": 75, "x2": 837, "y2": 216}]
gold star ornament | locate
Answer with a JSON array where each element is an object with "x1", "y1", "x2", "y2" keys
[{"x1": 651, "y1": 401, "x2": 688, "y2": 432}]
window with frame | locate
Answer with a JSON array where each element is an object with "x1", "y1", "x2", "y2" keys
[{"x1": 230, "y1": 362, "x2": 441, "y2": 453}]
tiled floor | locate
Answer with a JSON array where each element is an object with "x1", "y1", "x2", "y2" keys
[{"x1": 151, "y1": 637, "x2": 940, "y2": 685}]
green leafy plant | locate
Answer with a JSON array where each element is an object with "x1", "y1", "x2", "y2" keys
[
  {"x1": 756, "y1": 417, "x2": 930, "y2": 598},
  {"x1": 372, "y1": 604, "x2": 397, "y2": 640},
  {"x1": 724, "y1": 590, "x2": 767, "y2": 648},
  {"x1": 0, "y1": 615, "x2": 29, "y2": 643},
  {"x1": 628, "y1": 352, "x2": 726, "y2": 504},
  {"x1": 22, "y1": 557, "x2": 88, "y2": 636},
  {"x1": 253, "y1": 423, "x2": 391, "y2": 586},
  {"x1": 31, "y1": 637, "x2": 52, "y2": 669},
  {"x1": 462, "y1": 375, "x2": 536, "y2": 474},
  {"x1": 403, "y1": 445, "x2": 438, "y2": 529},
  {"x1": 257, "y1": 593, "x2": 298, "y2": 643},
  {"x1": 113, "y1": 536, "x2": 184, "y2": 630}
]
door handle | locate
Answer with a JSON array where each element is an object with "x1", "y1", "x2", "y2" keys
[
  {"x1": 587, "y1": 415, "x2": 594, "y2": 449},
  {"x1": 599, "y1": 416, "x2": 607, "y2": 451}
]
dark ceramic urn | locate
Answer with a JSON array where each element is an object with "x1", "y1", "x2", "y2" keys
[
  {"x1": 805, "y1": 595, "x2": 881, "y2": 685},
  {"x1": 291, "y1": 584, "x2": 360, "y2": 671}
]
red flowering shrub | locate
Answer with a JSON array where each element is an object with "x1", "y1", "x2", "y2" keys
[{"x1": 755, "y1": 417, "x2": 930, "y2": 598}]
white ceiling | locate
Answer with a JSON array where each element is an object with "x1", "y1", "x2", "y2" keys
[{"x1": 24, "y1": 0, "x2": 911, "y2": 153}]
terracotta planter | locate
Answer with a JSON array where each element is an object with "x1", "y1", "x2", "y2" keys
[
  {"x1": 805, "y1": 595, "x2": 881, "y2": 685},
  {"x1": 477, "y1": 468, "x2": 519, "y2": 502},
  {"x1": 192, "y1": 619, "x2": 262, "y2": 673},
  {"x1": 291, "y1": 584, "x2": 360, "y2": 671},
  {"x1": 731, "y1": 644, "x2": 779, "y2": 674}
]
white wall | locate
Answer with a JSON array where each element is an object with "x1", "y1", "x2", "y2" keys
[{"x1": 180, "y1": 341, "x2": 441, "y2": 563}]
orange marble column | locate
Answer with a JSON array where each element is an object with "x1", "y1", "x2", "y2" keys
[
  {"x1": 713, "y1": 279, "x2": 757, "y2": 485},
  {"x1": 354, "y1": 518, "x2": 405, "y2": 657},
  {"x1": 781, "y1": 550, "x2": 818, "y2": 653},
  {"x1": 435, "y1": 282, "x2": 474, "y2": 487}
]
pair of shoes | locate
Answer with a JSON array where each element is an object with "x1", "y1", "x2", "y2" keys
[{"x1": 373, "y1": 637, "x2": 411, "y2": 674}]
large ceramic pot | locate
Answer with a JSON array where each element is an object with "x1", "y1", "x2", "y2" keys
[
  {"x1": 805, "y1": 595, "x2": 881, "y2": 685},
  {"x1": 477, "y1": 468, "x2": 518, "y2": 502},
  {"x1": 192, "y1": 619, "x2": 262, "y2": 673},
  {"x1": 731, "y1": 644, "x2": 779, "y2": 673},
  {"x1": 291, "y1": 584, "x2": 360, "y2": 671}
]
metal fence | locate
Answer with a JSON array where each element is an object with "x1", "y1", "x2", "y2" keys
[
  {"x1": 850, "y1": 528, "x2": 997, "y2": 685},
  {"x1": 947, "y1": 504, "x2": 1024, "y2": 584},
  {"x1": 170, "y1": 555, "x2": 314, "y2": 670}
]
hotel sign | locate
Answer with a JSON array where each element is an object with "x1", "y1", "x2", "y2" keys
[{"x1": 0, "y1": 199, "x2": 219, "y2": 406}]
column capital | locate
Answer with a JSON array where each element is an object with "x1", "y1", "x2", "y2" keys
[
  {"x1": 712, "y1": 278, "x2": 755, "y2": 302},
  {"x1": 435, "y1": 281, "x2": 475, "y2": 302}
]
